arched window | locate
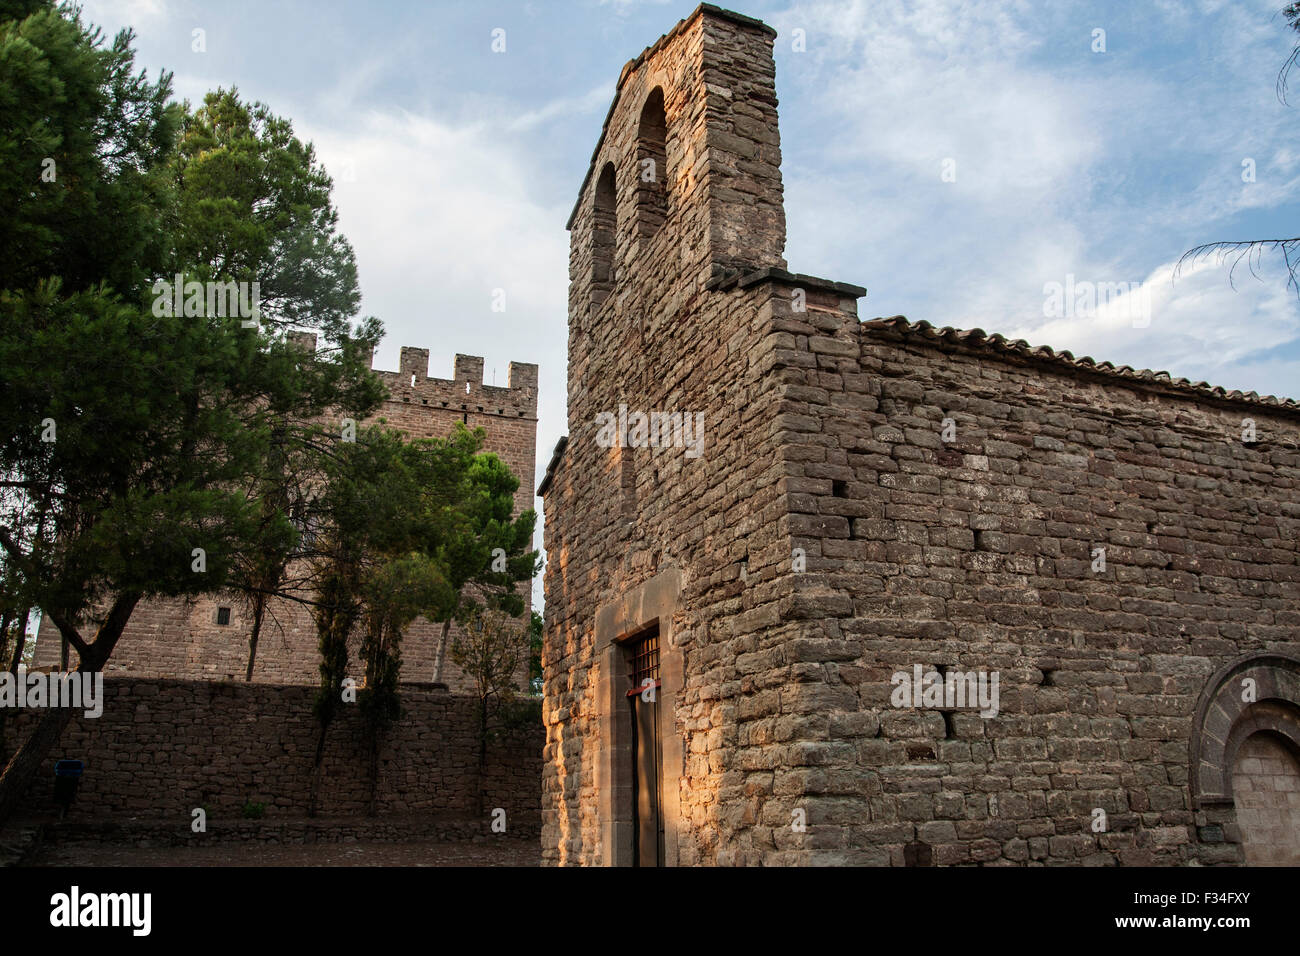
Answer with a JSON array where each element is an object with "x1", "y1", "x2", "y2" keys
[
  {"x1": 591, "y1": 162, "x2": 617, "y2": 309},
  {"x1": 635, "y1": 88, "x2": 667, "y2": 238}
]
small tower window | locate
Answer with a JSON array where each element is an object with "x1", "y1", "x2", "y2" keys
[
  {"x1": 216, "y1": 607, "x2": 231, "y2": 626},
  {"x1": 591, "y1": 162, "x2": 617, "y2": 310},
  {"x1": 635, "y1": 88, "x2": 668, "y2": 239}
]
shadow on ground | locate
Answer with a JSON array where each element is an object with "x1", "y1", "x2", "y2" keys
[{"x1": 28, "y1": 838, "x2": 540, "y2": 867}]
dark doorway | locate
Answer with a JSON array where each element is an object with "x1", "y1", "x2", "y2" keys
[{"x1": 626, "y1": 626, "x2": 663, "y2": 867}]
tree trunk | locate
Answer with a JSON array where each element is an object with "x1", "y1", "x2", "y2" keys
[
  {"x1": 307, "y1": 721, "x2": 329, "y2": 818},
  {"x1": 0, "y1": 706, "x2": 75, "y2": 830},
  {"x1": 476, "y1": 695, "x2": 488, "y2": 817},
  {"x1": 0, "y1": 592, "x2": 139, "y2": 831},
  {"x1": 244, "y1": 593, "x2": 267, "y2": 681},
  {"x1": 0, "y1": 611, "x2": 11, "y2": 767},
  {"x1": 6, "y1": 607, "x2": 28, "y2": 673},
  {"x1": 433, "y1": 618, "x2": 452, "y2": 683},
  {"x1": 0, "y1": 610, "x2": 13, "y2": 670}
]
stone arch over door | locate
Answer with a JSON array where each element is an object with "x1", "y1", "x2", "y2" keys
[{"x1": 1189, "y1": 652, "x2": 1300, "y2": 864}]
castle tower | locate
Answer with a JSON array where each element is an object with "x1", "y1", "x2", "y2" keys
[{"x1": 33, "y1": 347, "x2": 539, "y2": 692}]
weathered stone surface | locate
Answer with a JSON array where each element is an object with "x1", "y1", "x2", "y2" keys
[
  {"x1": 540, "y1": 4, "x2": 1300, "y2": 867},
  {"x1": 7, "y1": 679, "x2": 542, "y2": 832}
]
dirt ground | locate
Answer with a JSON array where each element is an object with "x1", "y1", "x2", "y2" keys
[{"x1": 28, "y1": 838, "x2": 540, "y2": 867}]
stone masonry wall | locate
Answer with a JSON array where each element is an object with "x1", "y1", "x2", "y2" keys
[
  {"x1": 1230, "y1": 732, "x2": 1300, "y2": 865},
  {"x1": 6, "y1": 678, "x2": 542, "y2": 832},
  {"x1": 542, "y1": 3, "x2": 1300, "y2": 867},
  {"x1": 31, "y1": 349, "x2": 539, "y2": 694},
  {"x1": 766, "y1": 313, "x2": 1300, "y2": 865},
  {"x1": 542, "y1": 7, "x2": 830, "y2": 865}
]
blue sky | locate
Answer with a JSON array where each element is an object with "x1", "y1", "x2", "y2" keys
[{"x1": 80, "y1": 0, "x2": 1300, "y2": 603}]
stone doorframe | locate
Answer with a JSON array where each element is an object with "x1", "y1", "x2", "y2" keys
[
  {"x1": 1189, "y1": 651, "x2": 1300, "y2": 810},
  {"x1": 593, "y1": 565, "x2": 683, "y2": 867}
]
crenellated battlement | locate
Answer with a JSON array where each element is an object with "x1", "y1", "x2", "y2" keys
[
  {"x1": 284, "y1": 332, "x2": 537, "y2": 420},
  {"x1": 371, "y1": 348, "x2": 538, "y2": 420}
]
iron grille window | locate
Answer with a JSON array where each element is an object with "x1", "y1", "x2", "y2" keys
[
  {"x1": 626, "y1": 629, "x2": 660, "y2": 696},
  {"x1": 216, "y1": 607, "x2": 231, "y2": 626}
]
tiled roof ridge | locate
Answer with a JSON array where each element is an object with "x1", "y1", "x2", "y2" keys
[{"x1": 861, "y1": 316, "x2": 1300, "y2": 413}]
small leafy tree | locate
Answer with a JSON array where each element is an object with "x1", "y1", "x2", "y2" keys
[
  {"x1": 450, "y1": 607, "x2": 531, "y2": 813},
  {"x1": 431, "y1": 447, "x2": 539, "y2": 684},
  {"x1": 306, "y1": 425, "x2": 406, "y2": 814},
  {"x1": 0, "y1": 2, "x2": 382, "y2": 826},
  {"x1": 305, "y1": 423, "x2": 538, "y2": 813}
]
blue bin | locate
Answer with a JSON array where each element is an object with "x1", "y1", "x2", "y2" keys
[{"x1": 53, "y1": 759, "x2": 84, "y2": 815}]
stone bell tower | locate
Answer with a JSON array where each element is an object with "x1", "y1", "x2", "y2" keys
[
  {"x1": 540, "y1": 4, "x2": 866, "y2": 866},
  {"x1": 564, "y1": 4, "x2": 789, "y2": 415}
]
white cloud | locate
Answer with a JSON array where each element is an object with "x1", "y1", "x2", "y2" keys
[
  {"x1": 307, "y1": 109, "x2": 569, "y2": 355},
  {"x1": 1005, "y1": 256, "x2": 1300, "y2": 400},
  {"x1": 505, "y1": 84, "x2": 612, "y2": 132},
  {"x1": 302, "y1": 106, "x2": 575, "y2": 605},
  {"x1": 772, "y1": 0, "x2": 1300, "y2": 401},
  {"x1": 81, "y1": 0, "x2": 171, "y2": 28}
]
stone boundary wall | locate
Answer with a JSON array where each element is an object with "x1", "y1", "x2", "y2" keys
[
  {"x1": 5, "y1": 679, "x2": 542, "y2": 837},
  {"x1": 35, "y1": 816, "x2": 489, "y2": 848}
]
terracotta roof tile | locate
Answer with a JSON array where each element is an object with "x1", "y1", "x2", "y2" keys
[{"x1": 861, "y1": 316, "x2": 1300, "y2": 412}]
